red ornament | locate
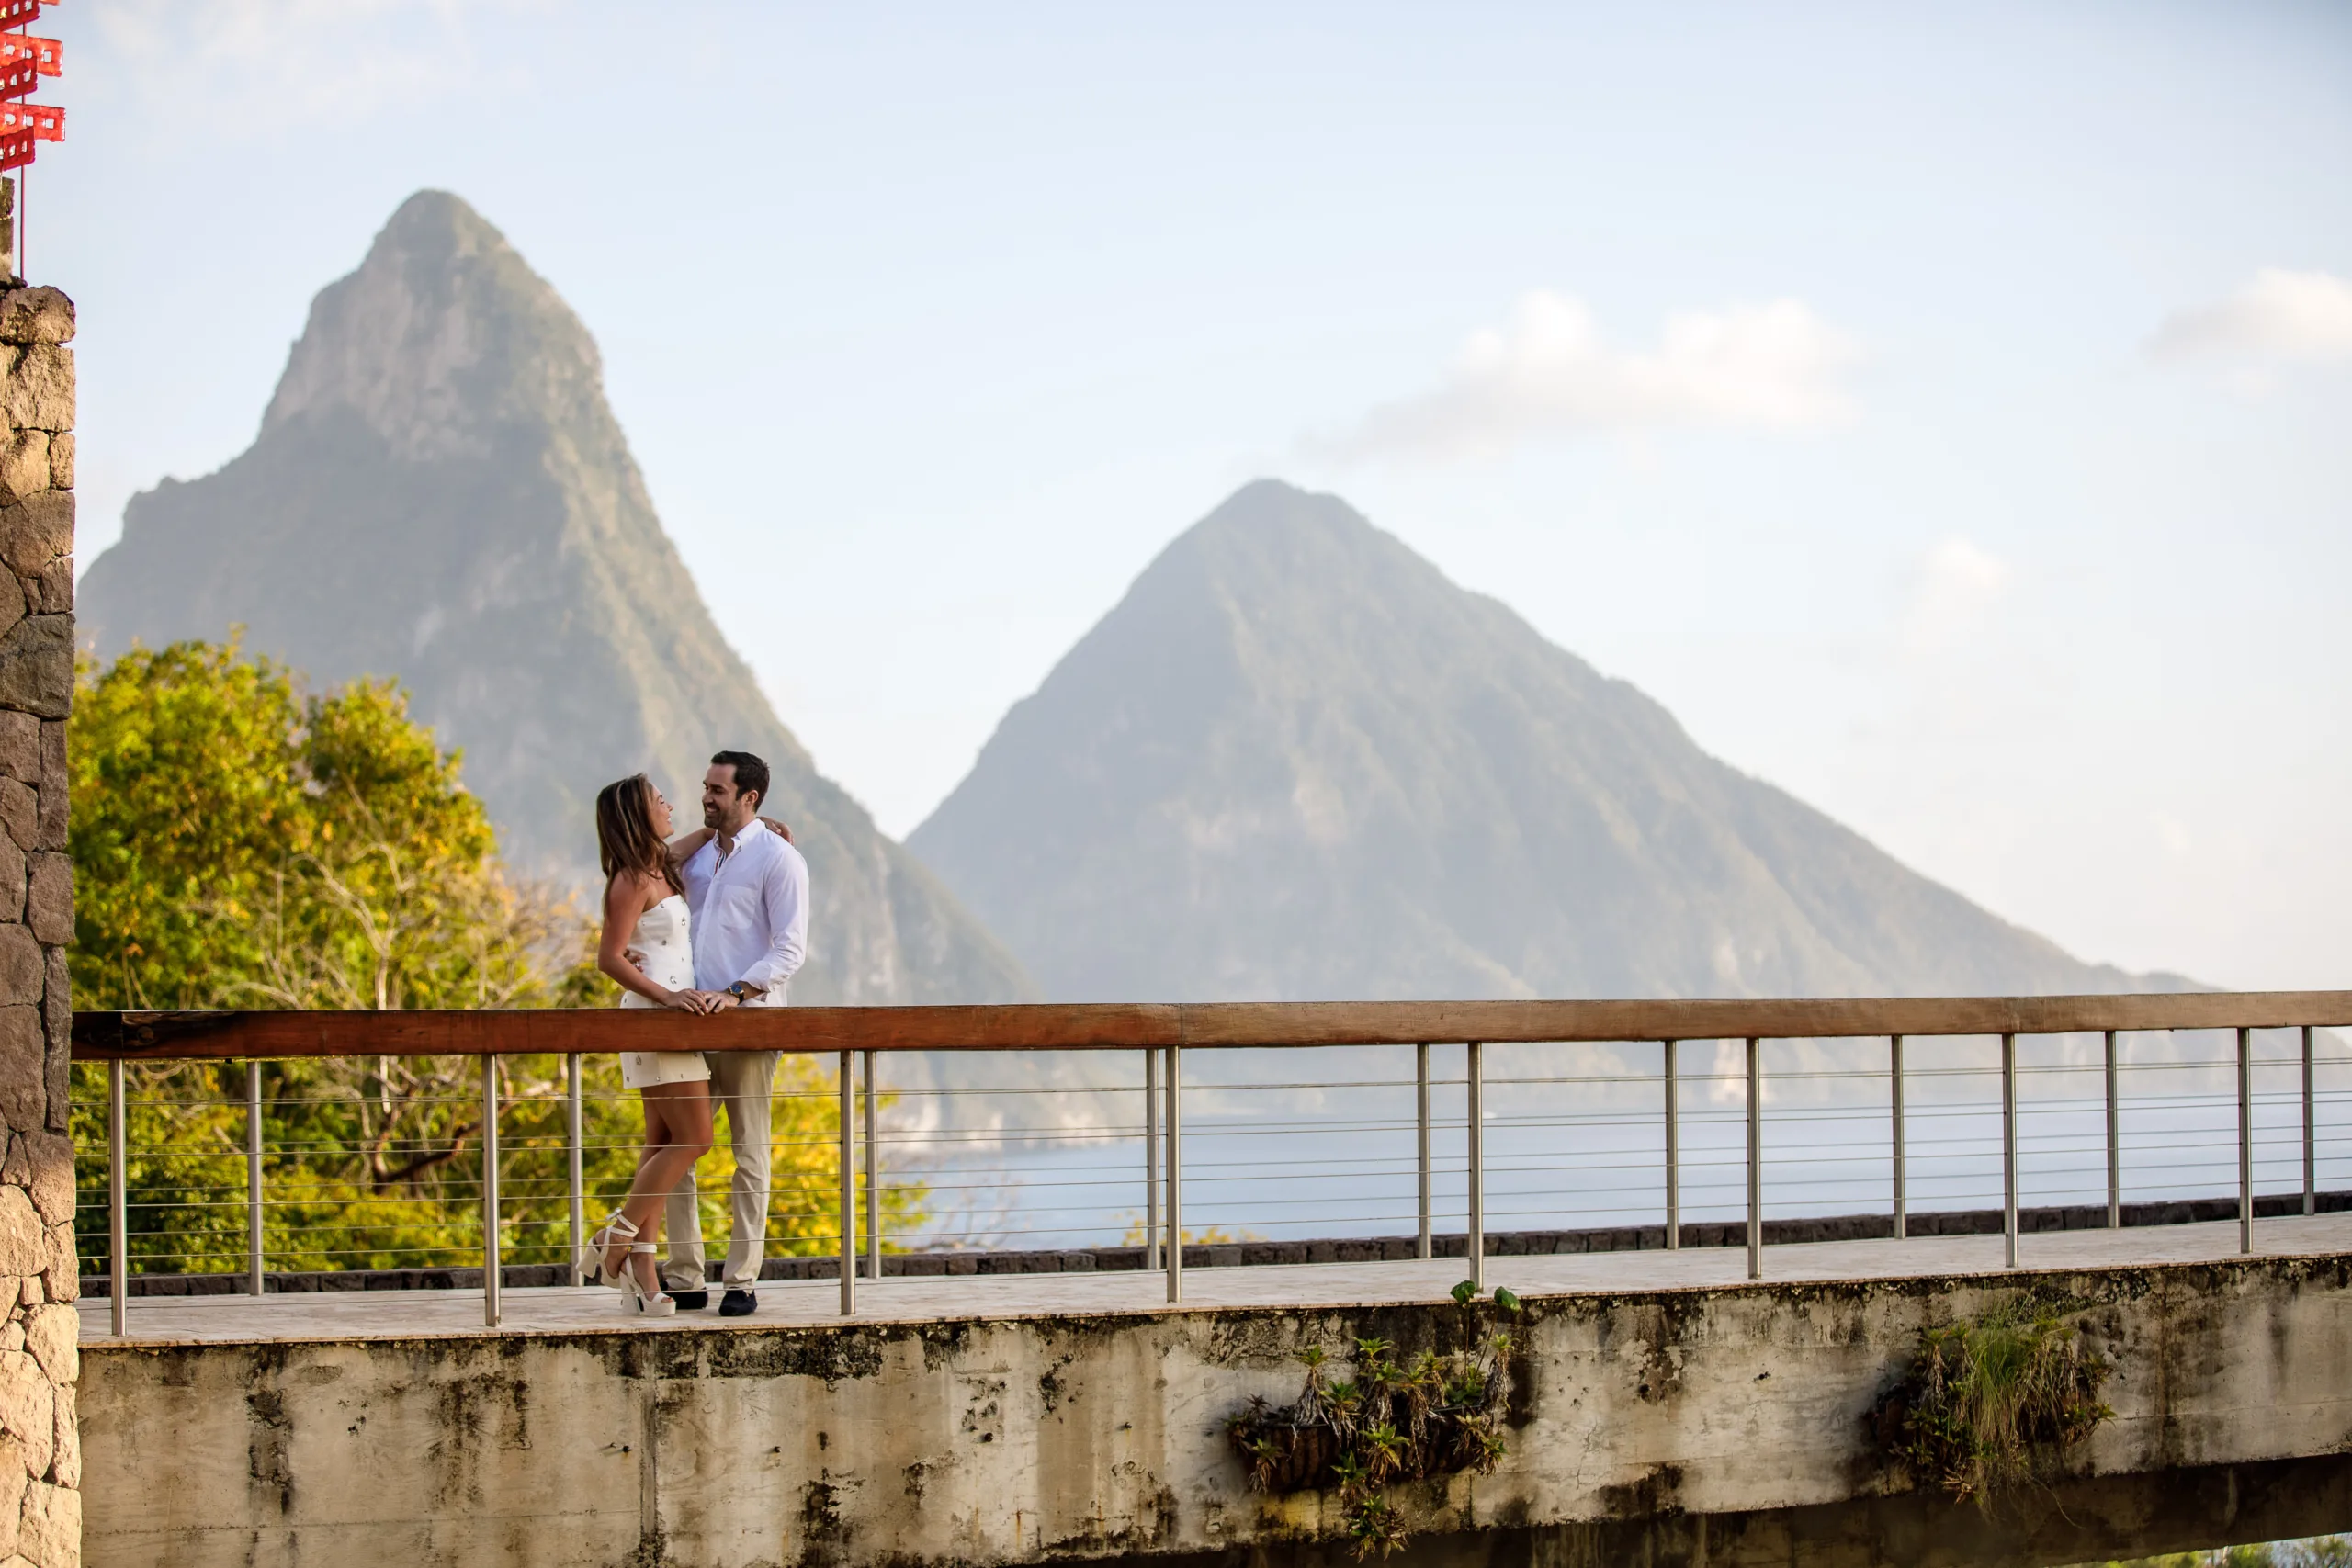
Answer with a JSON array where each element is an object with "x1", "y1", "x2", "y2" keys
[
  {"x1": 0, "y1": 0, "x2": 56, "y2": 175},
  {"x1": 0, "y1": 32, "x2": 60, "y2": 85}
]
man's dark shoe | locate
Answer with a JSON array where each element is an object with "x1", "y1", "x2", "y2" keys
[
  {"x1": 719, "y1": 1287, "x2": 758, "y2": 1318},
  {"x1": 668, "y1": 1288, "x2": 709, "y2": 1311}
]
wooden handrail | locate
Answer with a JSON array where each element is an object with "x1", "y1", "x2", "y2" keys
[{"x1": 68, "y1": 991, "x2": 2352, "y2": 1061}]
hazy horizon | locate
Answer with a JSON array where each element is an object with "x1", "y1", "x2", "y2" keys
[{"x1": 50, "y1": 2, "x2": 2352, "y2": 992}]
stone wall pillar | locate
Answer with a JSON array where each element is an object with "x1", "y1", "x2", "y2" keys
[{"x1": 0, "y1": 227, "x2": 80, "y2": 1568}]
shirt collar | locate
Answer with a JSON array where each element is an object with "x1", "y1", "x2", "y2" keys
[{"x1": 713, "y1": 817, "x2": 766, "y2": 862}]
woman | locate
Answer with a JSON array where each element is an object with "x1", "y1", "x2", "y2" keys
[{"x1": 583, "y1": 773, "x2": 717, "y2": 1316}]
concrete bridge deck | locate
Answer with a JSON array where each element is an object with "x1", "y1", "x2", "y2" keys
[
  {"x1": 77, "y1": 1211, "x2": 2352, "y2": 1346},
  {"x1": 76, "y1": 1213, "x2": 2352, "y2": 1567}
]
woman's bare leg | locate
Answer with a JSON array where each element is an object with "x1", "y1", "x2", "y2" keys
[{"x1": 604, "y1": 1081, "x2": 713, "y2": 1289}]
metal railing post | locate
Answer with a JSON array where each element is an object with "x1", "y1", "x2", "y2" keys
[
  {"x1": 2001, "y1": 1033, "x2": 2018, "y2": 1269},
  {"x1": 864, "y1": 1051, "x2": 880, "y2": 1280},
  {"x1": 1890, "y1": 1036, "x2": 1905, "y2": 1241},
  {"x1": 1416, "y1": 1043, "x2": 1432, "y2": 1259},
  {"x1": 1146, "y1": 1047, "x2": 1160, "y2": 1271},
  {"x1": 246, "y1": 1060, "x2": 265, "y2": 1295},
  {"x1": 109, "y1": 1060, "x2": 127, "y2": 1337},
  {"x1": 839, "y1": 1051, "x2": 856, "y2": 1314},
  {"x1": 1663, "y1": 1040, "x2": 1679, "y2": 1250},
  {"x1": 2105, "y1": 1030, "x2": 2120, "y2": 1229},
  {"x1": 566, "y1": 1053, "x2": 584, "y2": 1284},
  {"x1": 1745, "y1": 1038, "x2": 1761, "y2": 1280},
  {"x1": 1166, "y1": 1045, "x2": 1182, "y2": 1303},
  {"x1": 2238, "y1": 1026, "x2": 2254, "y2": 1255},
  {"x1": 1467, "y1": 1042, "x2": 1485, "y2": 1292},
  {"x1": 482, "y1": 1055, "x2": 502, "y2": 1328},
  {"x1": 2303, "y1": 1025, "x2": 2316, "y2": 1218}
]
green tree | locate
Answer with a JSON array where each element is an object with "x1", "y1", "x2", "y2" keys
[
  {"x1": 72, "y1": 639, "x2": 310, "y2": 1010},
  {"x1": 70, "y1": 638, "x2": 920, "y2": 1278},
  {"x1": 2091, "y1": 1540, "x2": 2352, "y2": 1568}
]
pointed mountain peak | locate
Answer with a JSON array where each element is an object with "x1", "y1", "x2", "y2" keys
[
  {"x1": 1163, "y1": 478, "x2": 1377, "y2": 560},
  {"x1": 378, "y1": 187, "x2": 509, "y2": 254},
  {"x1": 1098, "y1": 478, "x2": 1538, "y2": 708},
  {"x1": 261, "y1": 188, "x2": 599, "y2": 459},
  {"x1": 1198, "y1": 475, "x2": 1329, "y2": 523},
  {"x1": 1148, "y1": 478, "x2": 1444, "y2": 599}
]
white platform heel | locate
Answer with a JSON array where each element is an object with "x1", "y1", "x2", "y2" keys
[
  {"x1": 620, "y1": 1244, "x2": 676, "y2": 1318},
  {"x1": 579, "y1": 1213, "x2": 638, "y2": 1287}
]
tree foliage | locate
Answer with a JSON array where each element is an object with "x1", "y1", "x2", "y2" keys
[
  {"x1": 70, "y1": 638, "x2": 565, "y2": 1012},
  {"x1": 2090, "y1": 1540, "x2": 2352, "y2": 1568},
  {"x1": 70, "y1": 638, "x2": 918, "y2": 1276}
]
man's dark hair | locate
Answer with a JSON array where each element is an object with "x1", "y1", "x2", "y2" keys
[{"x1": 710, "y1": 750, "x2": 771, "y2": 810}]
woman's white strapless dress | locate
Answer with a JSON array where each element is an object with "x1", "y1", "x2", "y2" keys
[{"x1": 618, "y1": 895, "x2": 711, "y2": 1090}]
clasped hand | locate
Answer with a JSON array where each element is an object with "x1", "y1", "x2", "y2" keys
[
  {"x1": 662, "y1": 988, "x2": 735, "y2": 1014},
  {"x1": 626, "y1": 947, "x2": 744, "y2": 1015}
]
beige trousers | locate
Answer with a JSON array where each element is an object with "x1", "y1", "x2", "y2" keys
[{"x1": 662, "y1": 1049, "x2": 780, "y2": 1290}]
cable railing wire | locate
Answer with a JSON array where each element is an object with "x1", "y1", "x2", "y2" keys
[{"x1": 77, "y1": 1018, "x2": 2351, "y2": 1332}]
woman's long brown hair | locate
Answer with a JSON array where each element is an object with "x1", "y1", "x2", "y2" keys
[{"x1": 594, "y1": 774, "x2": 682, "y2": 896}]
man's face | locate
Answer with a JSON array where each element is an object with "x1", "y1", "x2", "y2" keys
[{"x1": 703, "y1": 763, "x2": 757, "y2": 832}]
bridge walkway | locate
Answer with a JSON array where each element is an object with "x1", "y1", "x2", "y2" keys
[{"x1": 79, "y1": 1210, "x2": 2352, "y2": 1346}]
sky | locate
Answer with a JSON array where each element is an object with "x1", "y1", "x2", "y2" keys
[{"x1": 41, "y1": 2, "x2": 2352, "y2": 992}]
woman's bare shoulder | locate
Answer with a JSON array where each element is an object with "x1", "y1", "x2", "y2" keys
[{"x1": 602, "y1": 867, "x2": 665, "y2": 921}]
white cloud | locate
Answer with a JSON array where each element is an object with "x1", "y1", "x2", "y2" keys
[
  {"x1": 1318, "y1": 289, "x2": 1860, "y2": 460},
  {"x1": 2149, "y1": 268, "x2": 2352, "y2": 366},
  {"x1": 1902, "y1": 536, "x2": 2010, "y2": 658}
]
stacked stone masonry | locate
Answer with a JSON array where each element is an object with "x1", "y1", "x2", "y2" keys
[{"x1": 0, "y1": 273, "x2": 77, "y2": 1568}]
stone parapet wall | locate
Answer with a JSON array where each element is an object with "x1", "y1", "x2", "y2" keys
[{"x1": 0, "y1": 266, "x2": 77, "y2": 1568}]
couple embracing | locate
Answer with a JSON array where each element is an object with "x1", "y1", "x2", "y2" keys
[{"x1": 585, "y1": 750, "x2": 809, "y2": 1318}]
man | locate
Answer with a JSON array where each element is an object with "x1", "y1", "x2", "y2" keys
[{"x1": 663, "y1": 750, "x2": 809, "y2": 1317}]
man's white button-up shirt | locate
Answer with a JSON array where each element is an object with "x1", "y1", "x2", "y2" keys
[{"x1": 679, "y1": 818, "x2": 808, "y2": 1003}]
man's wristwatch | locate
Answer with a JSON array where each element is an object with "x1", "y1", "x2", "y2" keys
[{"x1": 727, "y1": 982, "x2": 758, "y2": 1003}]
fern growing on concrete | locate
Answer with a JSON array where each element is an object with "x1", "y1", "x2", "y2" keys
[
  {"x1": 1227, "y1": 1328, "x2": 1513, "y2": 1560},
  {"x1": 1880, "y1": 1310, "x2": 2112, "y2": 1508}
]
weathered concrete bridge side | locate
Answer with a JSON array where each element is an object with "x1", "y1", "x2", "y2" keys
[
  {"x1": 77, "y1": 1239, "x2": 2352, "y2": 1568},
  {"x1": 0, "y1": 228, "x2": 80, "y2": 1568}
]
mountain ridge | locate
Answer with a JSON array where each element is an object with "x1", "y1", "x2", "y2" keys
[{"x1": 910, "y1": 479, "x2": 2186, "y2": 1002}]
